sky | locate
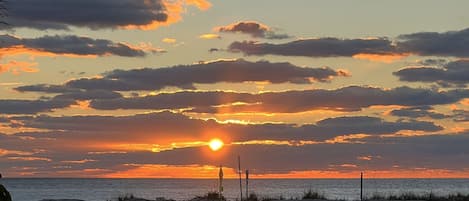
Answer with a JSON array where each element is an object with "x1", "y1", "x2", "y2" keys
[{"x1": 0, "y1": 0, "x2": 469, "y2": 178}]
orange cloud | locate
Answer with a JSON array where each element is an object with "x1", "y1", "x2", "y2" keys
[
  {"x1": 0, "y1": 46, "x2": 98, "y2": 58},
  {"x1": 102, "y1": 165, "x2": 469, "y2": 179},
  {"x1": 199, "y1": 34, "x2": 221, "y2": 40},
  {"x1": 252, "y1": 169, "x2": 469, "y2": 179},
  {"x1": 123, "y1": 0, "x2": 211, "y2": 30},
  {"x1": 352, "y1": 53, "x2": 409, "y2": 63},
  {"x1": 0, "y1": 60, "x2": 39, "y2": 75},
  {"x1": 104, "y1": 164, "x2": 236, "y2": 178},
  {"x1": 162, "y1": 38, "x2": 177, "y2": 44}
]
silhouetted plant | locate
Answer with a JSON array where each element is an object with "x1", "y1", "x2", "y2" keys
[
  {"x1": 191, "y1": 191, "x2": 226, "y2": 201},
  {"x1": 366, "y1": 192, "x2": 469, "y2": 201},
  {"x1": 246, "y1": 193, "x2": 259, "y2": 201},
  {"x1": 302, "y1": 189, "x2": 326, "y2": 200}
]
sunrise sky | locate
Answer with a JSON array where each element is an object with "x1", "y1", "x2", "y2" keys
[{"x1": 1, "y1": 0, "x2": 469, "y2": 178}]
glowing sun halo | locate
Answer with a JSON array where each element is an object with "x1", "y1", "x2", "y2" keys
[{"x1": 208, "y1": 138, "x2": 224, "y2": 151}]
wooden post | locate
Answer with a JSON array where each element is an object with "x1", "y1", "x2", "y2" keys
[
  {"x1": 360, "y1": 172, "x2": 363, "y2": 201},
  {"x1": 245, "y1": 169, "x2": 249, "y2": 199},
  {"x1": 238, "y1": 156, "x2": 243, "y2": 201},
  {"x1": 219, "y1": 165, "x2": 223, "y2": 199}
]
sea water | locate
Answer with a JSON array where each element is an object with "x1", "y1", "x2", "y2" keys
[{"x1": 2, "y1": 178, "x2": 469, "y2": 201}]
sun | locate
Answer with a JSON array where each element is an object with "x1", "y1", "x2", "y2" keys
[{"x1": 208, "y1": 138, "x2": 224, "y2": 151}]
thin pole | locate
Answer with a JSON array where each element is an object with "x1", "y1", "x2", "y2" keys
[
  {"x1": 238, "y1": 155, "x2": 243, "y2": 201},
  {"x1": 245, "y1": 169, "x2": 249, "y2": 198},
  {"x1": 360, "y1": 172, "x2": 363, "y2": 201},
  {"x1": 219, "y1": 165, "x2": 223, "y2": 199}
]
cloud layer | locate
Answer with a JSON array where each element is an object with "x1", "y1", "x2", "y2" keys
[
  {"x1": 228, "y1": 38, "x2": 396, "y2": 57},
  {"x1": 2, "y1": 111, "x2": 464, "y2": 177},
  {"x1": 394, "y1": 60, "x2": 469, "y2": 87},
  {"x1": 228, "y1": 27, "x2": 469, "y2": 59},
  {"x1": 0, "y1": 34, "x2": 160, "y2": 57},
  {"x1": 4, "y1": 0, "x2": 210, "y2": 30},
  {"x1": 216, "y1": 21, "x2": 291, "y2": 39},
  {"x1": 25, "y1": 59, "x2": 347, "y2": 91}
]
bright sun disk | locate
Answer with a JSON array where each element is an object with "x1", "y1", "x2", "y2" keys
[{"x1": 208, "y1": 138, "x2": 224, "y2": 151}]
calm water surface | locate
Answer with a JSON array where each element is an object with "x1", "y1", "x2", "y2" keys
[{"x1": 2, "y1": 179, "x2": 469, "y2": 201}]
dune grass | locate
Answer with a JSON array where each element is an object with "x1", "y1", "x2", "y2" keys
[{"x1": 366, "y1": 192, "x2": 469, "y2": 201}]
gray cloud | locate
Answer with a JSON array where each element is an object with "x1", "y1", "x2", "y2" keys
[
  {"x1": 394, "y1": 60, "x2": 469, "y2": 87},
  {"x1": 171, "y1": 86, "x2": 467, "y2": 114},
  {"x1": 390, "y1": 106, "x2": 448, "y2": 119},
  {"x1": 4, "y1": 0, "x2": 167, "y2": 30},
  {"x1": 14, "y1": 84, "x2": 82, "y2": 94},
  {"x1": 2, "y1": 127, "x2": 465, "y2": 176},
  {"x1": 7, "y1": 112, "x2": 442, "y2": 146},
  {"x1": 396, "y1": 28, "x2": 469, "y2": 57},
  {"x1": 0, "y1": 99, "x2": 74, "y2": 114},
  {"x1": 227, "y1": 27, "x2": 469, "y2": 58},
  {"x1": 13, "y1": 85, "x2": 467, "y2": 115},
  {"x1": 4, "y1": 89, "x2": 123, "y2": 114},
  {"x1": 452, "y1": 110, "x2": 469, "y2": 122},
  {"x1": 216, "y1": 21, "x2": 291, "y2": 40},
  {"x1": 0, "y1": 34, "x2": 156, "y2": 57},
  {"x1": 52, "y1": 90, "x2": 123, "y2": 101},
  {"x1": 228, "y1": 38, "x2": 396, "y2": 57},
  {"x1": 65, "y1": 59, "x2": 348, "y2": 91},
  {"x1": 90, "y1": 91, "x2": 255, "y2": 110},
  {"x1": 87, "y1": 86, "x2": 469, "y2": 112}
]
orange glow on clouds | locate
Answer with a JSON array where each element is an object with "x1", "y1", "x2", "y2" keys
[
  {"x1": 0, "y1": 60, "x2": 39, "y2": 75},
  {"x1": 0, "y1": 46, "x2": 98, "y2": 58},
  {"x1": 353, "y1": 53, "x2": 409, "y2": 63},
  {"x1": 101, "y1": 164, "x2": 469, "y2": 179},
  {"x1": 199, "y1": 34, "x2": 221, "y2": 39},
  {"x1": 122, "y1": 0, "x2": 211, "y2": 30},
  {"x1": 105, "y1": 164, "x2": 237, "y2": 179}
]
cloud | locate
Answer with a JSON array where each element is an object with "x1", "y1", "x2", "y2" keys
[
  {"x1": 199, "y1": 34, "x2": 221, "y2": 40},
  {"x1": 0, "y1": 99, "x2": 74, "y2": 114},
  {"x1": 215, "y1": 21, "x2": 291, "y2": 40},
  {"x1": 63, "y1": 59, "x2": 348, "y2": 91},
  {"x1": 389, "y1": 106, "x2": 447, "y2": 119},
  {"x1": 396, "y1": 28, "x2": 469, "y2": 57},
  {"x1": 227, "y1": 27, "x2": 469, "y2": 59},
  {"x1": 8, "y1": 112, "x2": 442, "y2": 145},
  {"x1": 0, "y1": 34, "x2": 162, "y2": 58},
  {"x1": 228, "y1": 38, "x2": 398, "y2": 58},
  {"x1": 4, "y1": 89, "x2": 123, "y2": 114},
  {"x1": 1, "y1": 117, "x2": 462, "y2": 177},
  {"x1": 15, "y1": 84, "x2": 83, "y2": 94},
  {"x1": 14, "y1": 84, "x2": 468, "y2": 114},
  {"x1": 90, "y1": 91, "x2": 255, "y2": 110},
  {"x1": 452, "y1": 110, "x2": 469, "y2": 122},
  {"x1": 0, "y1": 60, "x2": 38, "y2": 75},
  {"x1": 394, "y1": 60, "x2": 469, "y2": 87},
  {"x1": 162, "y1": 38, "x2": 177, "y2": 44},
  {"x1": 52, "y1": 90, "x2": 123, "y2": 101},
  {"x1": 4, "y1": 0, "x2": 211, "y2": 30},
  {"x1": 174, "y1": 86, "x2": 468, "y2": 114}
]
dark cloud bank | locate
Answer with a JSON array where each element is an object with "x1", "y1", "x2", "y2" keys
[
  {"x1": 216, "y1": 21, "x2": 291, "y2": 40},
  {"x1": 3, "y1": 0, "x2": 167, "y2": 30},
  {"x1": 92, "y1": 86, "x2": 467, "y2": 113},
  {"x1": 2, "y1": 111, "x2": 466, "y2": 175},
  {"x1": 0, "y1": 34, "x2": 159, "y2": 57},
  {"x1": 228, "y1": 27, "x2": 469, "y2": 58},
  {"x1": 394, "y1": 60, "x2": 469, "y2": 87},
  {"x1": 7, "y1": 85, "x2": 469, "y2": 114},
  {"x1": 16, "y1": 59, "x2": 348, "y2": 92}
]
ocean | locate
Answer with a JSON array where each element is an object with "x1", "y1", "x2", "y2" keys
[{"x1": 2, "y1": 178, "x2": 469, "y2": 201}]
